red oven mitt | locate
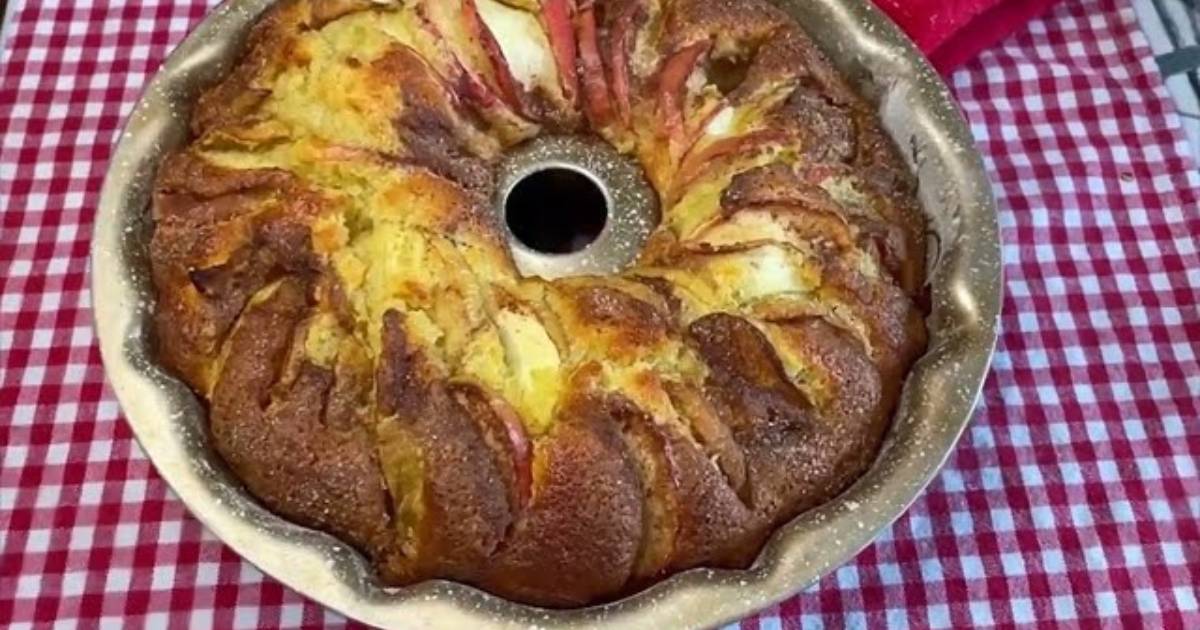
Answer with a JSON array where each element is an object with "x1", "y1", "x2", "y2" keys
[{"x1": 873, "y1": 0, "x2": 1063, "y2": 73}]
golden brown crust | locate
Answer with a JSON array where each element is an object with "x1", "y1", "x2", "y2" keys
[
  {"x1": 372, "y1": 45, "x2": 499, "y2": 194},
  {"x1": 661, "y1": 0, "x2": 787, "y2": 53},
  {"x1": 686, "y1": 313, "x2": 861, "y2": 539},
  {"x1": 151, "y1": 0, "x2": 928, "y2": 607},
  {"x1": 192, "y1": 0, "x2": 300, "y2": 136},
  {"x1": 375, "y1": 310, "x2": 513, "y2": 581},
  {"x1": 209, "y1": 278, "x2": 396, "y2": 558},
  {"x1": 480, "y1": 395, "x2": 643, "y2": 606},
  {"x1": 688, "y1": 313, "x2": 813, "y2": 433},
  {"x1": 151, "y1": 153, "x2": 327, "y2": 390}
]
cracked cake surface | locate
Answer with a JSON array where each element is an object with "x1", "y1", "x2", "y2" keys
[{"x1": 151, "y1": 0, "x2": 928, "y2": 607}]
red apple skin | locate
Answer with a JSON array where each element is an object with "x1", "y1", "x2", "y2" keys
[
  {"x1": 608, "y1": 1, "x2": 642, "y2": 125},
  {"x1": 667, "y1": 129, "x2": 786, "y2": 201},
  {"x1": 462, "y1": 0, "x2": 529, "y2": 114},
  {"x1": 656, "y1": 42, "x2": 709, "y2": 138},
  {"x1": 448, "y1": 382, "x2": 536, "y2": 514},
  {"x1": 487, "y1": 395, "x2": 535, "y2": 510},
  {"x1": 576, "y1": 2, "x2": 613, "y2": 126},
  {"x1": 456, "y1": 69, "x2": 499, "y2": 110},
  {"x1": 617, "y1": 403, "x2": 683, "y2": 581},
  {"x1": 540, "y1": 0, "x2": 579, "y2": 106},
  {"x1": 478, "y1": 396, "x2": 643, "y2": 607},
  {"x1": 407, "y1": 4, "x2": 506, "y2": 115}
]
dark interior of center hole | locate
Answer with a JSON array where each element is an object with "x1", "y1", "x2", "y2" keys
[{"x1": 506, "y1": 167, "x2": 608, "y2": 254}]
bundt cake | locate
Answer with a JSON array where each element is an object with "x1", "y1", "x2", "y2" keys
[{"x1": 150, "y1": 0, "x2": 928, "y2": 607}]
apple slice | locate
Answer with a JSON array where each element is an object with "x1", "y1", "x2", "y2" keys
[
  {"x1": 684, "y1": 311, "x2": 869, "y2": 539},
  {"x1": 690, "y1": 163, "x2": 858, "y2": 253},
  {"x1": 412, "y1": 0, "x2": 539, "y2": 142},
  {"x1": 209, "y1": 280, "x2": 400, "y2": 572},
  {"x1": 486, "y1": 394, "x2": 535, "y2": 507},
  {"x1": 608, "y1": 396, "x2": 682, "y2": 581},
  {"x1": 539, "y1": 0, "x2": 579, "y2": 105},
  {"x1": 657, "y1": 407, "x2": 756, "y2": 570},
  {"x1": 664, "y1": 381, "x2": 747, "y2": 500},
  {"x1": 719, "y1": 163, "x2": 851, "y2": 214},
  {"x1": 449, "y1": 382, "x2": 534, "y2": 513},
  {"x1": 798, "y1": 161, "x2": 926, "y2": 295},
  {"x1": 374, "y1": 310, "x2": 518, "y2": 579},
  {"x1": 686, "y1": 312, "x2": 812, "y2": 429},
  {"x1": 575, "y1": 1, "x2": 612, "y2": 126},
  {"x1": 480, "y1": 395, "x2": 643, "y2": 607},
  {"x1": 364, "y1": 45, "x2": 502, "y2": 187},
  {"x1": 689, "y1": 209, "x2": 856, "y2": 261},
  {"x1": 471, "y1": 0, "x2": 578, "y2": 123},
  {"x1": 814, "y1": 265, "x2": 928, "y2": 392},
  {"x1": 655, "y1": 42, "x2": 710, "y2": 139},
  {"x1": 607, "y1": 0, "x2": 644, "y2": 125},
  {"x1": 463, "y1": 0, "x2": 530, "y2": 114},
  {"x1": 670, "y1": 128, "x2": 785, "y2": 197},
  {"x1": 759, "y1": 317, "x2": 882, "y2": 428}
]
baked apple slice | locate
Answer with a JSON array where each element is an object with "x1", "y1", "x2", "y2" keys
[
  {"x1": 151, "y1": 152, "x2": 331, "y2": 392},
  {"x1": 407, "y1": 0, "x2": 540, "y2": 143},
  {"x1": 726, "y1": 248, "x2": 925, "y2": 412},
  {"x1": 660, "y1": 404, "x2": 758, "y2": 569},
  {"x1": 797, "y1": 162, "x2": 926, "y2": 295},
  {"x1": 813, "y1": 267, "x2": 927, "y2": 394},
  {"x1": 370, "y1": 45, "x2": 500, "y2": 189},
  {"x1": 601, "y1": 394, "x2": 683, "y2": 582},
  {"x1": 655, "y1": 41, "x2": 711, "y2": 139},
  {"x1": 209, "y1": 279, "x2": 399, "y2": 573},
  {"x1": 687, "y1": 313, "x2": 813, "y2": 430},
  {"x1": 685, "y1": 312, "x2": 853, "y2": 531},
  {"x1": 688, "y1": 164, "x2": 860, "y2": 253},
  {"x1": 545, "y1": 280, "x2": 675, "y2": 359},
  {"x1": 575, "y1": 0, "x2": 613, "y2": 126},
  {"x1": 460, "y1": 0, "x2": 580, "y2": 123},
  {"x1": 758, "y1": 317, "x2": 884, "y2": 438},
  {"x1": 448, "y1": 382, "x2": 535, "y2": 514},
  {"x1": 667, "y1": 82, "x2": 802, "y2": 198},
  {"x1": 374, "y1": 310, "x2": 515, "y2": 581},
  {"x1": 539, "y1": 0, "x2": 580, "y2": 107},
  {"x1": 707, "y1": 315, "x2": 880, "y2": 530},
  {"x1": 629, "y1": 0, "x2": 795, "y2": 176},
  {"x1": 567, "y1": 383, "x2": 755, "y2": 578},
  {"x1": 602, "y1": 0, "x2": 658, "y2": 126},
  {"x1": 654, "y1": 145, "x2": 788, "y2": 247},
  {"x1": 480, "y1": 393, "x2": 643, "y2": 607},
  {"x1": 664, "y1": 381, "x2": 747, "y2": 500},
  {"x1": 661, "y1": 22, "x2": 870, "y2": 195},
  {"x1": 417, "y1": 0, "x2": 519, "y2": 107}
]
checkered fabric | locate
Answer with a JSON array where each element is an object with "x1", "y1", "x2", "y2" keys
[{"x1": 1, "y1": 0, "x2": 1197, "y2": 627}]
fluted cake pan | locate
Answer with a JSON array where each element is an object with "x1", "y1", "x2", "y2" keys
[{"x1": 92, "y1": 0, "x2": 1002, "y2": 627}]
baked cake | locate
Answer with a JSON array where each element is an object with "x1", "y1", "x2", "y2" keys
[{"x1": 150, "y1": 0, "x2": 928, "y2": 607}]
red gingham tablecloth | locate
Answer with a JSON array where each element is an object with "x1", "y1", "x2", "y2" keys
[{"x1": 2, "y1": 0, "x2": 1198, "y2": 627}]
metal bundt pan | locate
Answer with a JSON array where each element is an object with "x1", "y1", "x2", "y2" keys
[{"x1": 92, "y1": 0, "x2": 1002, "y2": 627}]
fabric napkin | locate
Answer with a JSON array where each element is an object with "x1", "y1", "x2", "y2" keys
[{"x1": 873, "y1": 0, "x2": 1063, "y2": 72}]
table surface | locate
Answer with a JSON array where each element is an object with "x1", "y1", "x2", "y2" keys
[
  {"x1": 1128, "y1": 0, "x2": 1200, "y2": 164},
  {"x1": 2, "y1": 0, "x2": 1198, "y2": 628}
]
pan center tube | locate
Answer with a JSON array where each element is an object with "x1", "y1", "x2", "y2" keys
[{"x1": 494, "y1": 135, "x2": 659, "y2": 280}]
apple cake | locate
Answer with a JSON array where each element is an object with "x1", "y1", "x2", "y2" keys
[{"x1": 150, "y1": 0, "x2": 928, "y2": 606}]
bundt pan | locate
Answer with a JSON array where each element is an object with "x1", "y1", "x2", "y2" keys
[{"x1": 92, "y1": 0, "x2": 1001, "y2": 626}]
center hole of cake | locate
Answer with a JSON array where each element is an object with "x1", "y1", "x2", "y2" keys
[{"x1": 506, "y1": 166, "x2": 608, "y2": 255}]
